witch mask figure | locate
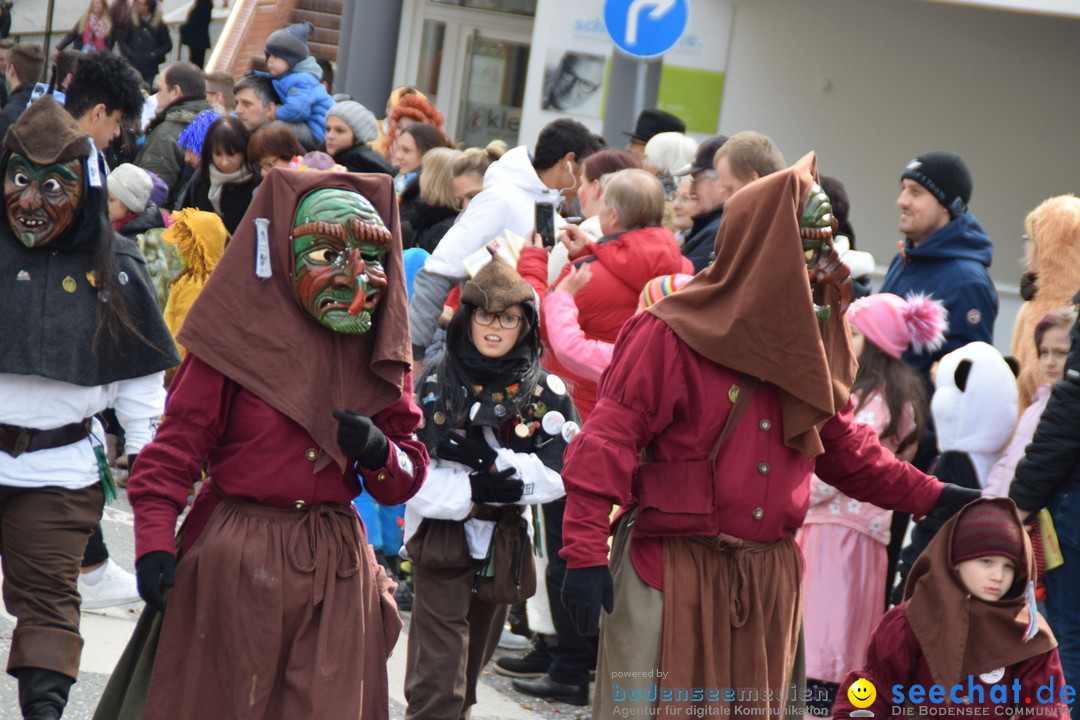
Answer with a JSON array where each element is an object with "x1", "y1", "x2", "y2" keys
[{"x1": 292, "y1": 188, "x2": 392, "y2": 334}]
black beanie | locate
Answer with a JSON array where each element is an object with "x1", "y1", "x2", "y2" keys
[
  {"x1": 900, "y1": 150, "x2": 973, "y2": 219},
  {"x1": 264, "y1": 21, "x2": 312, "y2": 69}
]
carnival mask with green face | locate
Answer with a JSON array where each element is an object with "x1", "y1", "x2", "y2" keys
[
  {"x1": 5, "y1": 153, "x2": 84, "y2": 248},
  {"x1": 801, "y1": 183, "x2": 851, "y2": 320},
  {"x1": 292, "y1": 188, "x2": 391, "y2": 334}
]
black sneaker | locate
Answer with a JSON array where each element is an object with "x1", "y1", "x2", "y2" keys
[{"x1": 493, "y1": 635, "x2": 550, "y2": 678}]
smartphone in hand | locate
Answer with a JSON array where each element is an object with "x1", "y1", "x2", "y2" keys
[{"x1": 535, "y1": 200, "x2": 556, "y2": 248}]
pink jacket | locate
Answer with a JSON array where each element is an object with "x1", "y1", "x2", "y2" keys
[
  {"x1": 983, "y1": 384, "x2": 1052, "y2": 499},
  {"x1": 544, "y1": 290, "x2": 614, "y2": 384},
  {"x1": 803, "y1": 390, "x2": 916, "y2": 545}
]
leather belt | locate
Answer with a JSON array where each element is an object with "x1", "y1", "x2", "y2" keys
[{"x1": 0, "y1": 419, "x2": 93, "y2": 458}]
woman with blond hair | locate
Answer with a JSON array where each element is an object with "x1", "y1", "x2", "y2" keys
[{"x1": 57, "y1": 0, "x2": 114, "y2": 52}]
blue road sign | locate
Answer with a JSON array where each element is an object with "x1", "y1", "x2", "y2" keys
[{"x1": 604, "y1": 0, "x2": 689, "y2": 60}]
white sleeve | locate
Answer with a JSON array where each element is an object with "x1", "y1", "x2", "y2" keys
[
  {"x1": 493, "y1": 447, "x2": 565, "y2": 505},
  {"x1": 423, "y1": 191, "x2": 510, "y2": 277},
  {"x1": 405, "y1": 461, "x2": 473, "y2": 520},
  {"x1": 109, "y1": 371, "x2": 167, "y2": 455}
]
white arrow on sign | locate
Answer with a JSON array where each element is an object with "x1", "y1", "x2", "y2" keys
[{"x1": 625, "y1": 0, "x2": 676, "y2": 47}]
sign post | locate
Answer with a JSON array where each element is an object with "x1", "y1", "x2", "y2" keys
[{"x1": 603, "y1": 0, "x2": 689, "y2": 123}]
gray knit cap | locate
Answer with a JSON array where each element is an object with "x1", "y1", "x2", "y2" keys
[
  {"x1": 327, "y1": 101, "x2": 378, "y2": 145},
  {"x1": 107, "y1": 163, "x2": 153, "y2": 213},
  {"x1": 264, "y1": 22, "x2": 312, "y2": 69}
]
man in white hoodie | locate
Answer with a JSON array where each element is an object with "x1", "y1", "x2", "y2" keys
[{"x1": 409, "y1": 119, "x2": 603, "y2": 365}]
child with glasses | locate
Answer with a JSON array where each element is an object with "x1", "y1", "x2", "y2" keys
[{"x1": 403, "y1": 257, "x2": 579, "y2": 718}]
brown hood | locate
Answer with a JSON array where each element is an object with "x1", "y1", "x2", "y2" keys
[
  {"x1": 904, "y1": 497, "x2": 1056, "y2": 689},
  {"x1": 177, "y1": 169, "x2": 411, "y2": 472},
  {"x1": 648, "y1": 152, "x2": 854, "y2": 457}
]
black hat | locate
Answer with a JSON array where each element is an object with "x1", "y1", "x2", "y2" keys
[
  {"x1": 674, "y1": 134, "x2": 728, "y2": 177},
  {"x1": 623, "y1": 109, "x2": 685, "y2": 143},
  {"x1": 900, "y1": 150, "x2": 973, "y2": 219}
]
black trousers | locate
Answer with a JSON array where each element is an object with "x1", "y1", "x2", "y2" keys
[{"x1": 542, "y1": 498, "x2": 597, "y2": 686}]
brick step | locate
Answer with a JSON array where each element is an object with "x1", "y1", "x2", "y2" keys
[
  {"x1": 295, "y1": 0, "x2": 343, "y2": 14},
  {"x1": 291, "y1": 9, "x2": 342, "y2": 27},
  {"x1": 309, "y1": 42, "x2": 339, "y2": 60}
]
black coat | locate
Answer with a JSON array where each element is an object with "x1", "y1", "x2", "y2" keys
[
  {"x1": 405, "y1": 201, "x2": 457, "y2": 254},
  {"x1": 116, "y1": 202, "x2": 165, "y2": 241},
  {"x1": 680, "y1": 204, "x2": 724, "y2": 273},
  {"x1": 0, "y1": 85, "x2": 32, "y2": 142},
  {"x1": 119, "y1": 13, "x2": 172, "y2": 83},
  {"x1": 174, "y1": 172, "x2": 260, "y2": 235},
  {"x1": 335, "y1": 143, "x2": 394, "y2": 176}
]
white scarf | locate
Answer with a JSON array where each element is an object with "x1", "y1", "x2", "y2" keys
[{"x1": 207, "y1": 165, "x2": 252, "y2": 215}]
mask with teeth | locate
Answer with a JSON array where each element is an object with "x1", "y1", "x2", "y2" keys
[
  {"x1": 292, "y1": 188, "x2": 391, "y2": 334},
  {"x1": 4, "y1": 153, "x2": 84, "y2": 249},
  {"x1": 801, "y1": 183, "x2": 851, "y2": 320}
]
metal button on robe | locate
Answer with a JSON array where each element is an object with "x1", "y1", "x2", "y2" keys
[
  {"x1": 752, "y1": 507, "x2": 765, "y2": 520},
  {"x1": 377, "y1": 472, "x2": 388, "y2": 481},
  {"x1": 305, "y1": 448, "x2": 317, "y2": 461},
  {"x1": 293, "y1": 499, "x2": 307, "y2": 509},
  {"x1": 757, "y1": 463, "x2": 769, "y2": 475},
  {"x1": 758, "y1": 419, "x2": 771, "y2": 431}
]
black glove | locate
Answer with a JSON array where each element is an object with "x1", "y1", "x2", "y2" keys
[
  {"x1": 469, "y1": 467, "x2": 524, "y2": 504},
  {"x1": 334, "y1": 409, "x2": 390, "y2": 469},
  {"x1": 561, "y1": 565, "x2": 614, "y2": 636},
  {"x1": 925, "y1": 482, "x2": 981, "y2": 524},
  {"x1": 127, "y1": 454, "x2": 138, "y2": 473},
  {"x1": 135, "y1": 550, "x2": 175, "y2": 613},
  {"x1": 437, "y1": 431, "x2": 497, "y2": 472}
]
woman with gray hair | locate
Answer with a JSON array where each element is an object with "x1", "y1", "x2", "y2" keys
[
  {"x1": 324, "y1": 100, "x2": 394, "y2": 176},
  {"x1": 643, "y1": 131, "x2": 698, "y2": 194}
]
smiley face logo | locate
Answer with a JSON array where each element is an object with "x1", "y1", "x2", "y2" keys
[{"x1": 847, "y1": 678, "x2": 877, "y2": 709}]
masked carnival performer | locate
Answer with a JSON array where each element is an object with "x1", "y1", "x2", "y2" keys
[
  {"x1": 95, "y1": 169, "x2": 427, "y2": 720},
  {"x1": 0, "y1": 97, "x2": 178, "y2": 720},
  {"x1": 557, "y1": 153, "x2": 980, "y2": 719}
]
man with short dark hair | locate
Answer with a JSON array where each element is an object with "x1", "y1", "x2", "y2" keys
[
  {"x1": 233, "y1": 74, "x2": 279, "y2": 133},
  {"x1": 0, "y1": 43, "x2": 45, "y2": 139},
  {"x1": 135, "y1": 61, "x2": 210, "y2": 203},
  {"x1": 65, "y1": 52, "x2": 145, "y2": 153},
  {"x1": 408, "y1": 118, "x2": 603, "y2": 363},
  {"x1": 880, "y1": 150, "x2": 997, "y2": 376}
]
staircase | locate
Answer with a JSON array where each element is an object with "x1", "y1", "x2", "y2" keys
[{"x1": 207, "y1": 0, "x2": 345, "y2": 79}]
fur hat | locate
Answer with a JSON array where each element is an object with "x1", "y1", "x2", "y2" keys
[
  {"x1": 460, "y1": 256, "x2": 533, "y2": 313},
  {"x1": 107, "y1": 163, "x2": 153, "y2": 213},
  {"x1": 901, "y1": 150, "x2": 973, "y2": 219},
  {"x1": 952, "y1": 501, "x2": 1023, "y2": 566},
  {"x1": 3, "y1": 95, "x2": 90, "y2": 165},
  {"x1": 327, "y1": 101, "x2": 378, "y2": 145},
  {"x1": 264, "y1": 21, "x2": 312, "y2": 69},
  {"x1": 846, "y1": 293, "x2": 947, "y2": 359}
]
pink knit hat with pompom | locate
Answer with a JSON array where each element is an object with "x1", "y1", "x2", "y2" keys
[{"x1": 847, "y1": 293, "x2": 947, "y2": 358}]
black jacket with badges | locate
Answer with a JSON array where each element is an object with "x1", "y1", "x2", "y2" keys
[{"x1": 417, "y1": 370, "x2": 580, "y2": 474}]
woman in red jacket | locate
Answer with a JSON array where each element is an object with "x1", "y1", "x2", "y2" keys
[{"x1": 516, "y1": 168, "x2": 692, "y2": 420}]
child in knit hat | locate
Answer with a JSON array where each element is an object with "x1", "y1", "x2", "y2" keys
[
  {"x1": 263, "y1": 21, "x2": 333, "y2": 150},
  {"x1": 833, "y1": 497, "x2": 1068, "y2": 719},
  {"x1": 797, "y1": 292, "x2": 947, "y2": 714},
  {"x1": 107, "y1": 163, "x2": 164, "y2": 240}
]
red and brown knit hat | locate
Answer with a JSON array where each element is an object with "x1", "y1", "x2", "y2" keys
[{"x1": 951, "y1": 501, "x2": 1023, "y2": 565}]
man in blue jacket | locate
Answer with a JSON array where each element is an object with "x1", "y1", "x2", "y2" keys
[
  {"x1": 879, "y1": 150, "x2": 998, "y2": 598},
  {"x1": 880, "y1": 150, "x2": 998, "y2": 377}
]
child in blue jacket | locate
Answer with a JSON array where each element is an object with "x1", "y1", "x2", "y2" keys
[{"x1": 263, "y1": 22, "x2": 333, "y2": 150}]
